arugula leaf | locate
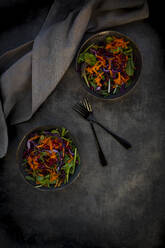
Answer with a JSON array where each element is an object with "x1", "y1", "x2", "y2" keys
[
  {"x1": 41, "y1": 151, "x2": 47, "y2": 156},
  {"x1": 39, "y1": 157, "x2": 44, "y2": 163},
  {"x1": 62, "y1": 160, "x2": 74, "y2": 183},
  {"x1": 62, "y1": 137, "x2": 71, "y2": 143},
  {"x1": 39, "y1": 135, "x2": 45, "y2": 142},
  {"x1": 106, "y1": 36, "x2": 113, "y2": 43},
  {"x1": 99, "y1": 90, "x2": 109, "y2": 96},
  {"x1": 126, "y1": 59, "x2": 134, "y2": 76},
  {"x1": 70, "y1": 148, "x2": 77, "y2": 175},
  {"x1": 32, "y1": 170, "x2": 37, "y2": 177},
  {"x1": 123, "y1": 47, "x2": 133, "y2": 55},
  {"x1": 36, "y1": 175, "x2": 44, "y2": 182},
  {"x1": 51, "y1": 129, "x2": 59, "y2": 134},
  {"x1": 78, "y1": 53, "x2": 85, "y2": 64},
  {"x1": 89, "y1": 80, "x2": 97, "y2": 90},
  {"x1": 25, "y1": 175, "x2": 35, "y2": 182},
  {"x1": 130, "y1": 53, "x2": 135, "y2": 69},
  {"x1": 64, "y1": 154, "x2": 70, "y2": 161},
  {"x1": 111, "y1": 47, "x2": 122, "y2": 53},
  {"x1": 126, "y1": 53, "x2": 135, "y2": 76},
  {"x1": 39, "y1": 151, "x2": 47, "y2": 163},
  {"x1": 84, "y1": 53, "x2": 96, "y2": 66},
  {"x1": 78, "y1": 44, "x2": 95, "y2": 64},
  {"x1": 45, "y1": 175, "x2": 50, "y2": 179},
  {"x1": 36, "y1": 175, "x2": 50, "y2": 187},
  {"x1": 64, "y1": 177, "x2": 67, "y2": 184},
  {"x1": 125, "y1": 79, "x2": 132, "y2": 88},
  {"x1": 50, "y1": 179, "x2": 57, "y2": 184},
  {"x1": 92, "y1": 45, "x2": 104, "y2": 49},
  {"x1": 61, "y1": 127, "x2": 68, "y2": 137},
  {"x1": 63, "y1": 149, "x2": 80, "y2": 184}
]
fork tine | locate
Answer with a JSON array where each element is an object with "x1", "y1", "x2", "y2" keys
[
  {"x1": 75, "y1": 103, "x2": 89, "y2": 115},
  {"x1": 83, "y1": 97, "x2": 90, "y2": 112},
  {"x1": 83, "y1": 97, "x2": 92, "y2": 112},
  {"x1": 72, "y1": 106, "x2": 86, "y2": 118},
  {"x1": 78, "y1": 102, "x2": 87, "y2": 109},
  {"x1": 73, "y1": 104, "x2": 88, "y2": 116},
  {"x1": 86, "y1": 97, "x2": 92, "y2": 112}
]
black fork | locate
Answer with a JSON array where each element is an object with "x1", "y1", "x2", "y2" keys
[
  {"x1": 73, "y1": 98, "x2": 132, "y2": 149},
  {"x1": 73, "y1": 103, "x2": 107, "y2": 166}
]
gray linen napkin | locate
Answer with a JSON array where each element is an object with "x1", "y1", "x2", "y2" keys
[{"x1": 0, "y1": 0, "x2": 149, "y2": 158}]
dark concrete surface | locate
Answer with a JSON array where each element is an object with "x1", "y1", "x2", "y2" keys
[
  {"x1": 0, "y1": 1, "x2": 52, "y2": 55},
  {"x1": 0, "y1": 1, "x2": 165, "y2": 248}
]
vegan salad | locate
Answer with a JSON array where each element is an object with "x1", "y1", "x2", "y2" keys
[
  {"x1": 22, "y1": 128, "x2": 80, "y2": 188},
  {"x1": 78, "y1": 35, "x2": 135, "y2": 96}
]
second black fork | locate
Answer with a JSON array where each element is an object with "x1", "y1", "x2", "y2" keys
[
  {"x1": 73, "y1": 103, "x2": 108, "y2": 166},
  {"x1": 73, "y1": 98, "x2": 132, "y2": 149}
]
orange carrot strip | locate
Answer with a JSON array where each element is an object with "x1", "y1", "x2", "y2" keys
[
  {"x1": 41, "y1": 137, "x2": 50, "y2": 144},
  {"x1": 114, "y1": 72, "x2": 122, "y2": 85},
  {"x1": 66, "y1": 141, "x2": 69, "y2": 147},
  {"x1": 28, "y1": 135, "x2": 39, "y2": 142},
  {"x1": 62, "y1": 147, "x2": 65, "y2": 158},
  {"x1": 36, "y1": 144, "x2": 45, "y2": 148},
  {"x1": 27, "y1": 156, "x2": 34, "y2": 170}
]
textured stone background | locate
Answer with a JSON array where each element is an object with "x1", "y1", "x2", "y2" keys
[{"x1": 0, "y1": 1, "x2": 165, "y2": 247}]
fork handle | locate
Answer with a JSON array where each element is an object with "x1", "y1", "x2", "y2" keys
[
  {"x1": 90, "y1": 122, "x2": 107, "y2": 166},
  {"x1": 94, "y1": 121, "x2": 132, "y2": 149}
]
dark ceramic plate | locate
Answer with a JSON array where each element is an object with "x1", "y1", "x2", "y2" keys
[
  {"x1": 16, "y1": 126, "x2": 81, "y2": 191},
  {"x1": 76, "y1": 30, "x2": 142, "y2": 100}
]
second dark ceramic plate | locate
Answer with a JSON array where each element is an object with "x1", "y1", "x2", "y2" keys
[
  {"x1": 16, "y1": 126, "x2": 81, "y2": 191},
  {"x1": 76, "y1": 30, "x2": 142, "y2": 100}
]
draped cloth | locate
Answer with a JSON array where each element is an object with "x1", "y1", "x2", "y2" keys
[{"x1": 0, "y1": 0, "x2": 149, "y2": 158}]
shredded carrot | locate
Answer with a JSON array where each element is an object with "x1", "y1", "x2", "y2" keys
[
  {"x1": 27, "y1": 156, "x2": 34, "y2": 170},
  {"x1": 36, "y1": 144, "x2": 45, "y2": 148},
  {"x1": 66, "y1": 141, "x2": 69, "y2": 147},
  {"x1": 114, "y1": 72, "x2": 122, "y2": 85},
  {"x1": 67, "y1": 157, "x2": 73, "y2": 164},
  {"x1": 62, "y1": 147, "x2": 65, "y2": 158},
  {"x1": 28, "y1": 135, "x2": 39, "y2": 142},
  {"x1": 50, "y1": 172, "x2": 58, "y2": 182}
]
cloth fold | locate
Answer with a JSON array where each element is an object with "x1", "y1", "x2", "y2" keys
[{"x1": 0, "y1": 0, "x2": 149, "y2": 158}]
